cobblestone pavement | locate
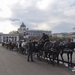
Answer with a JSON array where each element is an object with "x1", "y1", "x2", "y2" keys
[{"x1": 0, "y1": 45, "x2": 75, "y2": 75}]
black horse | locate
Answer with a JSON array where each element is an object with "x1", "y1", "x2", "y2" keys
[
  {"x1": 59, "y1": 41, "x2": 75, "y2": 67},
  {"x1": 44, "y1": 41, "x2": 60, "y2": 66}
]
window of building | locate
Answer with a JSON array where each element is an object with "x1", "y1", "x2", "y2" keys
[{"x1": 15, "y1": 37, "x2": 17, "y2": 41}]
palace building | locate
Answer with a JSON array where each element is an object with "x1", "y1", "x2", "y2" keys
[{"x1": 18, "y1": 22, "x2": 52, "y2": 38}]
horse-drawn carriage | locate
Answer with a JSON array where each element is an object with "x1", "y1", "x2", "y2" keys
[{"x1": 31, "y1": 40, "x2": 75, "y2": 67}]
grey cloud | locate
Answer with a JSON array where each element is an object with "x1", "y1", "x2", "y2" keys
[
  {"x1": 52, "y1": 22, "x2": 74, "y2": 33},
  {"x1": 70, "y1": 2, "x2": 75, "y2": 7},
  {"x1": 8, "y1": 18, "x2": 20, "y2": 22},
  {"x1": 9, "y1": 0, "x2": 75, "y2": 32},
  {"x1": 0, "y1": 17, "x2": 20, "y2": 22}
]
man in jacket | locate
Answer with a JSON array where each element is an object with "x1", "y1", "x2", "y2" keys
[
  {"x1": 39, "y1": 33, "x2": 49, "y2": 44},
  {"x1": 27, "y1": 39, "x2": 34, "y2": 62}
]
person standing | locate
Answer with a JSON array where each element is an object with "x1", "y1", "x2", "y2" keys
[
  {"x1": 27, "y1": 39, "x2": 34, "y2": 62},
  {"x1": 21, "y1": 40, "x2": 26, "y2": 54},
  {"x1": 16, "y1": 41, "x2": 20, "y2": 52}
]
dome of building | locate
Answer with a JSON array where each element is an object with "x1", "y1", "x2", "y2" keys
[{"x1": 20, "y1": 22, "x2": 26, "y2": 27}]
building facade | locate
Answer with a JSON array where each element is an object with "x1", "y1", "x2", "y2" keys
[
  {"x1": 26, "y1": 30, "x2": 51, "y2": 37},
  {"x1": 18, "y1": 22, "x2": 52, "y2": 38},
  {"x1": 0, "y1": 34, "x2": 19, "y2": 43}
]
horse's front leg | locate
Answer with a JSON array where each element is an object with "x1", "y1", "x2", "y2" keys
[
  {"x1": 70, "y1": 52, "x2": 73, "y2": 67},
  {"x1": 47, "y1": 52, "x2": 51, "y2": 64},
  {"x1": 67, "y1": 53, "x2": 69, "y2": 67},
  {"x1": 44, "y1": 51, "x2": 48, "y2": 58},
  {"x1": 52, "y1": 52, "x2": 55, "y2": 66},
  {"x1": 57, "y1": 53, "x2": 59, "y2": 65},
  {"x1": 60, "y1": 53, "x2": 64, "y2": 64}
]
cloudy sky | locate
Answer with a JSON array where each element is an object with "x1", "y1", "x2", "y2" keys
[{"x1": 0, "y1": 0, "x2": 75, "y2": 34}]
